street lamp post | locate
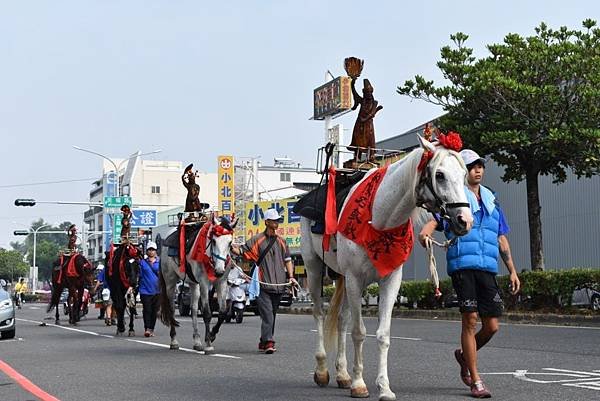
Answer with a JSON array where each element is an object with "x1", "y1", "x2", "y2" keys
[{"x1": 31, "y1": 224, "x2": 51, "y2": 292}]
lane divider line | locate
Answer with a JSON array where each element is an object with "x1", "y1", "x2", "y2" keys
[
  {"x1": 16, "y1": 318, "x2": 240, "y2": 359},
  {"x1": 0, "y1": 359, "x2": 61, "y2": 401}
]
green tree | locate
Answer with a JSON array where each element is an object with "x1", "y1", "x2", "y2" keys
[
  {"x1": 0, "y1": 248, "x2": 29, "y2": 282},
  {"x1": 398, "y1": 20, "x2": 600, "y2": 271}
]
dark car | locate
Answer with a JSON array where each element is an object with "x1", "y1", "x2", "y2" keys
[{"x1": 247, "y1": 289, "x2": 293, "y2": 315}]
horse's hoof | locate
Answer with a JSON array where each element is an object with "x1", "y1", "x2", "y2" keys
[
  {"x1": 337, "y1": 378, "x2": 352, "y2": 389},
  {"x1": 55, "y1": 321, "x2": 60, "y2": 325},
  {"x1": 128, "y1": 331, "x2": 135, "y2": 337},
  {"x1": 351, "y1": 387, "x2": 369, "y2": 398},
  {"x1": 170, "y1": 344, "x2": 179, "y2": 350},
  {"x1": 203, "y1": 347, "x2": 215, "y2": 355},
  {"x1": 313, "y1": 371, "x2": 330, "y2": 387},
  {"x1": 193, "y1": 344, "x2": 203, "y2": 351},
  {"x1": 379, "y1": 391, "x2": 396, "y2": 401},
  {"x1": 116, "y1": 330, "x2": 125, "y2": 336}
]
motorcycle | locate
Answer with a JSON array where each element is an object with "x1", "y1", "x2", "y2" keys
[{"x1": 225, "y1": 277, "x2": 248, "y2": 324}]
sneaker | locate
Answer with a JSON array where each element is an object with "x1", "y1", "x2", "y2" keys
[
  {"x1": 264, "y1": 341, "x2": 276, "y2": 354},
  {"x1": 470, "y1": 380, "x2": 491, "y2": 398},
  {"x1": 454, "y1": 349, "x2": 472, "y2": 387},
  {"x1": 258, "y1": 342, "x2": 266, "y2": 353},
  {"x1": 149, "y1": 330, "x2": 155, "y2": 337},
  {"x1": 144, "y1": 330, "x2": 150, "y2": 338}
]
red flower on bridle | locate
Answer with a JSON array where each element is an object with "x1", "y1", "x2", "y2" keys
[
  {"x1": 212, "y1": 224, "x2": 233, "y2": 237},
  {"x1": 437, "y1": 131, "x2": 463, "y2": 152}
]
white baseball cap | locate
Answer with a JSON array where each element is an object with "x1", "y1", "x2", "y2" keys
[
  {"x1": 263, "y1": 208, "x2": 283, "y2": 222},
  {"x1": 96, "y1": 264, "x2": 104, "y2": 270},
  {"x1": 460, "y1": 149, "x2": 486, "y2": 167},
  {"x1": 146, "y1": 241, "x2": 158, "y2": 250}
]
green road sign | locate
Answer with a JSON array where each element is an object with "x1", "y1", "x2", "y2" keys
[
  {"x1": 104, "y1": 196, "x2": 132, "y2": 209},
  {"x1": 113, "y1": 215, "x2": 123, "y2": 244}
]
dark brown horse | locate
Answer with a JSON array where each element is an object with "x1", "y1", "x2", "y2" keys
[
  {"x1": 105, "y1": 243, "x2": 141, "y2": 336},
  {"x1": 48, "y1": 252, "x2": 95, "y2": 325}
]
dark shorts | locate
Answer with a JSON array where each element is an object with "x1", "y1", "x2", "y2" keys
[{"x1": 451, "y1": 269, "x2": 503, "y2": 317}]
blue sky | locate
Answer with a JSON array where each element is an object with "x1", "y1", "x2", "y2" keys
[{"x1": 0, "y1": 0, "x2": 595, "y2": 248}]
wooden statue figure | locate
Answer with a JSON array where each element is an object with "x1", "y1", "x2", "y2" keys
[
  {"x1": 182, "y1": 163, "x2": 203, "y2": 213},
  {"x1": 67, "y1": 224, "x2": 77, "y2": 251},
  {"x1": 120, "y1": 205, "x2": 132, "y2": 242},
  {"x1": 344, "y1": 57, "x2": 383, "y2": 163}
]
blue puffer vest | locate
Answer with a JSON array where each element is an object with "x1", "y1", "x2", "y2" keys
[{"x1": 445, "y1": 186, "x2": 500, "y2": 275}]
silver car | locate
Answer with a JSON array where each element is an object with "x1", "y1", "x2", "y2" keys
[{"x1": 0, "y1": 285, "x2": 16, "y2": 339}]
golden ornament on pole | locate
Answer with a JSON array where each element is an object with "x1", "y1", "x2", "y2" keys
[{"x1": 344, "y1": 57, "x2": 364, "y2": 79}]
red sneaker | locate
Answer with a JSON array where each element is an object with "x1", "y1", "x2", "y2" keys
[
  {"x1": 264, "y1": 341, "x2": 276, "y2": 354},
  {"x1": 454, "y1": 349, "x2": 472, "y2": 387},
  {"x1": 470, "y1": 380, "x2": 491, "y2": 398},
  {"x1": 258, "y1": 342, "x2": 266, "y2": 353}
]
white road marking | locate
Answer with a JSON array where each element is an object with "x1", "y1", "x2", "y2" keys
[
  {"x1": 482, "y1": 368, "x2": 600, "y2": 391},
  {"x1": 16, "y1": 318, "x2": 240, "y2": 359},
  {"x1": 394, "y1": 317, "x2": 600, "y2": 330},
  {"x1": 310, "y1": 329, "x2": 421, "y2": 341}
]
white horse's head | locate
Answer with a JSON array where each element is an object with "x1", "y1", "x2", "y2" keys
[
  {"x1": 416, "y1": 135, "x2": 473, "y2": 236},
  {"x1": 208, "y1": 214, "x2": 239, "y2": 277}
]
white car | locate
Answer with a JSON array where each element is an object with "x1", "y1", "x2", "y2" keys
[{"x1": 0, "y1": 286, "x2": 16, "y2": 339}]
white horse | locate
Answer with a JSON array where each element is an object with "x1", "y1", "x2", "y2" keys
[
  {"x1": 158, "y1": 214, "x2": 238, "y2": 354},
  {"x1": 301, "y1": 136, "x2": 473, "y2": 400}
]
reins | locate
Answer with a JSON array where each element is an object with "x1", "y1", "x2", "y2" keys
[{"x1": 423, "y1": 235, "x2": 456, "y2": 298}]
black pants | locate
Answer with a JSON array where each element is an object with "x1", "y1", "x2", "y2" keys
[
  {"x1": 140, "y1": 294, "x2": 160, "y2": 330},
  {"x1": 256, "y1": 290, "x2": 282, "y2": 343}
]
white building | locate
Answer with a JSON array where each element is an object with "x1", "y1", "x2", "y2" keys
[{"x1": 84, "y1": 157, "x2": 217, "y2": 262}]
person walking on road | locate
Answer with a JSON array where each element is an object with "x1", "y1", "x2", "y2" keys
[
  {"x1": 139, "y1": 241, "x2": 160, "y2": 337},
  {"x1": 94, "y1": 264, "x2": 115, "y2": 326},
  {"x1": 419, "y1": 149, "x2": 521, "y2": 398},
  {"x1": 231, "y1": 208, "x2": 298, "y2": 354}
]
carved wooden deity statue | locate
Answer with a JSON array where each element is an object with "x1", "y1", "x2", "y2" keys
[
  {"x1": 182, "y1": 163, "x2": 203, "y2": 213},
  {"x1": 120, "y1": 205, "x2": 132, "y2": 242},
  {"x1": 345, "y1": 57, "x2": 383, "y2": 162},
  {"x1": 67, "y1": 224, "x2": 77, "y2": 251}
]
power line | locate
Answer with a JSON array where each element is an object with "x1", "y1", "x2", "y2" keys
[{"x1": 0, "y1": 178, "x2": 97, "y2": 189}]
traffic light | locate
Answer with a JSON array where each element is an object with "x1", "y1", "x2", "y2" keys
[
  {"x1": 13, "y1": 230, "x2": 30, "y2": 236},
  {"x1": 14, "y1": 199, "x2": 36, "y2": 207}
]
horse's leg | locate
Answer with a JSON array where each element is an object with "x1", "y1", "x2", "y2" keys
[
  {"x1": 335, "y1": 295, "x2": 352, "y2": 389},
  {"x1": 189, "y1": 282, "x2": 202, "y2": 351},
  {"x1": 208, "y1": 280, "x2": 228, "y2": 343},
  {"x1": 161, "y1": 265, "x2": 179, "y2": 349},
  {"x1": 128, "y1": 305, "x2": 136, "y2": 336},
  {"x1": 306, "y1": 254, "x2": 329, "y2": 387},
  {"x1": 374, "y1": 268, "x2": 402, "y2": 401},
  {"x1": 345, "y1": 275, "x2": 369, "y2": 398},
  {"x1": 198, "y1": 280, "x2": 214, "y2": 354}
]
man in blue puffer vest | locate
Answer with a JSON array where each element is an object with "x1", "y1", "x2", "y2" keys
[{"x1": 419, "y1": 149, "x2": 520, "y2": 399}]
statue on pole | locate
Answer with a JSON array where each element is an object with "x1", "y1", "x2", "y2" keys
[{"x1": 344, "y1": 57, "x2": 383, "y2": 164}]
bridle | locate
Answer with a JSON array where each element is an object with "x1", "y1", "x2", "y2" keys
[
  {"x1": 416, "y1": 150, "x2": 469, "y2": 226},
  {"x1": 205, "y1": 224, "x2": 233, "y2": 269}
]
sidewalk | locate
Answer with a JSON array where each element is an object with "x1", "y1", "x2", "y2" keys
[{"x1": 281, "y1": 304, "x2": 600, "y2": 327}]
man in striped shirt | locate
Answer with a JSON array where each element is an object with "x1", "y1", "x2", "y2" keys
[{"x1": 231, "y1": 208, "x2": 298, "y2": 354}]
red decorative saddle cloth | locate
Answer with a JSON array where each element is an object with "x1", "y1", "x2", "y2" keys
[{"x1": 338, "y1": 166, "x2": 414, "y2": 278}]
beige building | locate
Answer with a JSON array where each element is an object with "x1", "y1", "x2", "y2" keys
[{"x1": 84, "y1": 157, "x2": 217, "y2": 262}]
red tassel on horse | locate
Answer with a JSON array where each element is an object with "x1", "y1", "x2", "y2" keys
[
  {"x1": 322, "y1": 165, "x2": 337, "y2": 251},
  {"x1": 179, "y1": 220, "x2": 186, "y2": 273}
]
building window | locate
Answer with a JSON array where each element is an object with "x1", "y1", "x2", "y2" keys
[
  {"x1": 280, "y1": 172, "x2": 291, "y2": 182},
  {"x1": 151, "y1": 185, "x2": 161, "y2": 194}
]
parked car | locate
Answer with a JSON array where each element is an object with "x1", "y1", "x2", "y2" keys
[
  {"x1": 0, "y1": 286, "x2": 16, "y2": 339},
  {"x1": 247, "y1": 289, "x2": 293, "y2": 315},
  {"x1": 569, "y1": 287, "x2": 600, "y2": 311}
]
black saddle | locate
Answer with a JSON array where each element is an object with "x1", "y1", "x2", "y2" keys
[
  {"x1": 163, "y1": 223, "x2": 203, "y2": 256},
  {"x1": 293, "y1": 170, "x2": 366, "y2": 224}
]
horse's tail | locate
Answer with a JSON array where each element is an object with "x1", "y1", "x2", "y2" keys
[
  {"x1": 158, "y1": 265, "x2": 179, "y2": 327},
  {"x1": 324, "y1": 276, "x2": 345, "y2": 351},
  {"x1": 47, "y1": 283, "x2": 60, "y2": 313}
]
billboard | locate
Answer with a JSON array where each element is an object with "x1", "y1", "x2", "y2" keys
[
  {"x1": 244, "y1": 199, "x2": 301, "y2": 249},
  {"x1": 313, "y1": 76, "x2": 352, "y2": 120},
  {"x1": 218, "y1": 155, "x2": 235, "y2": 220}
]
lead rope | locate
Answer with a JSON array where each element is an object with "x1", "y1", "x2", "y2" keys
[{"x1": 424, "y1": 236, "x2": 453, "y2": 298}]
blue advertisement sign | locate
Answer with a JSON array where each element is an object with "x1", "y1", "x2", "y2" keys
[{"x1": 130, "y1": 210, "x2": 157, "y2": 227}]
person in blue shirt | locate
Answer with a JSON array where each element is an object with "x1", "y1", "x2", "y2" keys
[
  {"x1": 94, "y1": 263, "x2": 115, "y2": 326},
  {"x1": 419, "y1": 149, "x2": 520, "y2": 399},
  {"x1": 139, "y1": 241, "x2": 160, "y2": 337}
]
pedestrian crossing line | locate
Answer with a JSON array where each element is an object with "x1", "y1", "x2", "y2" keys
[
  {"x1": 310, "y1": 329, "x2": 421, "y2": 341},
  {"x1": 16, "y1": 318, "x2": 241, "y2": 359}
]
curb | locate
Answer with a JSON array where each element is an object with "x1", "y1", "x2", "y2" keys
[{"x1": 280, "y1": 305, "x2": 600, "y2": 327}]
